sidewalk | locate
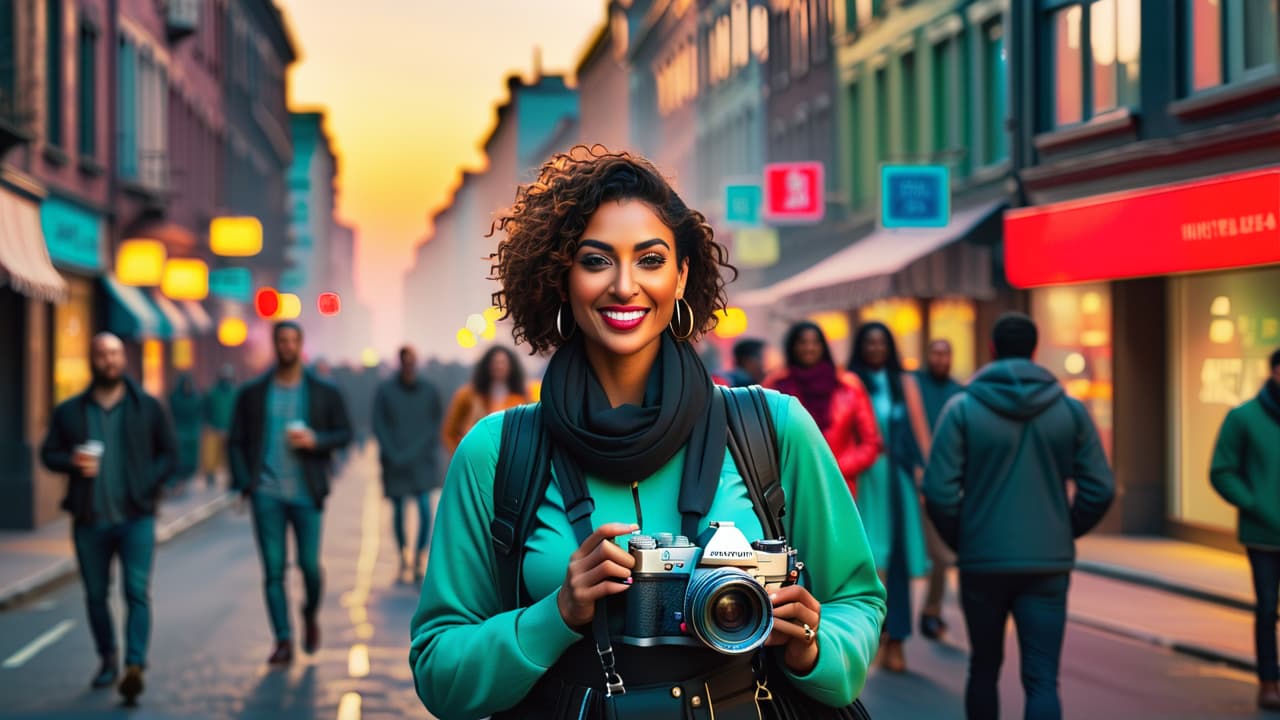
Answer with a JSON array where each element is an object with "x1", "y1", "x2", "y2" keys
[
  {"x1": 1071, "y1": 534, "x2": 1257, "y2": 672},
  {"x1": 0, "y1": 479, "x2": 235, "y2": 610}
]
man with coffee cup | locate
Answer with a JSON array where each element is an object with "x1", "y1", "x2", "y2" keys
[
  {"x1": 228, "y1": 321, "x2": 352, "y2": 667},
  {"x1": 40, "y1": 332, "x2": 177, "y2": 705}
]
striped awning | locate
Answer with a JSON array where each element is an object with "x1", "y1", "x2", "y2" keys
[
  {"x1": 104, "y1": 276, "x2": 170, "y2": 340},
  {"x1": 181, "y1": 300, "x2": 214, "y2": 333},
  {"x1": 0, "y1": 190, "x2": 68, "y2": 302},
  {"x1": 151, "y1": 292, "x2": 191, "y2": 338}
]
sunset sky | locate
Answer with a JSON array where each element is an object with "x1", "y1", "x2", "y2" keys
[{"x1": 275, "y1": 0, "x2": 603, "y2": 355}]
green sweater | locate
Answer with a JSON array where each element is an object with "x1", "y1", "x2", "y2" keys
[
  {"x1": 1211, "y1": 395, "x2": 1280, "y2": 548},
  {"x1": 409, "y1": 392, "x2": 886, "y2": 719}
]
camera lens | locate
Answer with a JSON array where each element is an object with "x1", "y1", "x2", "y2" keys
[{"x1": 684, "y1": 568, "x2": 773, "y2": 655}]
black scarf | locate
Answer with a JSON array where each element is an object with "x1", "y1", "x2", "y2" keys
[
  {"x1": 541, "y1": 333, "x2": 727, "y2": 531},
  {"x1": 1260, "y1": 381, "x2": 1280, "y2": 426}
]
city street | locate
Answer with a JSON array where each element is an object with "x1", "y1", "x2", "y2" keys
[{"x1": 0, "y1": 444, "x2": 1269, "y2": 719}]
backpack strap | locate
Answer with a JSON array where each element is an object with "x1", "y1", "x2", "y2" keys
[
  {"x1": 721, "y1": 386, "x2": 786, "y2": 540},
  {"x1": 491, "y1": 403, "x2": 552, "y2": 612}
]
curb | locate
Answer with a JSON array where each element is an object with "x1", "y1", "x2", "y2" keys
[
  {"x1": 1075, "y1": 560, "x2": 1253, "y2": 612},
  {"x1": 0, "y1": 493, "x2": 236, "y2": 611},
  {"x1": 1068, "y1": 610, "x2": 1256, "y2": 674}
]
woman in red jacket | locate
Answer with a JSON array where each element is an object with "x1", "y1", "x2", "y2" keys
[{"x1": 765, "y1": 321, "x2": 882, "y2": 496}]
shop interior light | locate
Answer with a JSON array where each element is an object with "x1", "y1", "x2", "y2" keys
[
  {"x1": 210, "y1": 216, "x2": 264, "y2": 257},
  {"x1": 808, "y1": 311, "x2": 850, "y2": 343},
  {"x1": 161, "y1": 258, "x2": 209, "y2": 301},
  {"x1": 276, "y1": 293, "x2": 302, "y2": 320},
  {"x1": 218, "y1": 318, "x2": 248, "y2": 347},
  {"x1": 712, "y1": 307, "x2": 749, "y2": 339},
  {"x1": 117, "y1": 239, "x2": 167, "y2": 286},
  {"x1": 255, "y1": 287, "x2": 281, "y2": 319}
]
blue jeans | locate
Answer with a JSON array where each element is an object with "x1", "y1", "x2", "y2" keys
[
  {"x1": 390, "y1": 492, "x2": 433, "y2": 553},
  {"x1": 1248, "y1": 548, "x2": 1280, "y2": 682},
  {"x1": 72, "y1": 516, "x2": 156, "y2": 667},
  {"x1": 960, "y1": 571, "x2": 1070, "y2": 720},
  {"x1": 251, "y1": 493, "x2": 323, "y2": 642}
]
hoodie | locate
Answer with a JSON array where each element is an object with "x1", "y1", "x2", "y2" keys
[
  {"x1": 1210, "y1": 382, "x2": 1280, "y2": 548},
  {"x1": 922, "y1": 359, "x2": 1115, "y2": 573}
]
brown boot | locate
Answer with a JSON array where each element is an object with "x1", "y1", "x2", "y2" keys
[
  {"x1": 267, "y1": 640, "x2": 293, "y2": 667},
  {"x1": 881, "y1": 638, "x2": 907, "y2": 673},
  {"x1": 118, "y1": 664, "x2": 144, "y2": 705},
  {"x1": 1260, "y1": 681, "x2": 1280, "y2": 710},
  {"x1": 303, "y1": 612, "x2": 320, "y2": 655}
]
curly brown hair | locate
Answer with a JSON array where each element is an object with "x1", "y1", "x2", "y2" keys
[{"x1": 490, "y1": 145, "x2": 736, "y2": 355}]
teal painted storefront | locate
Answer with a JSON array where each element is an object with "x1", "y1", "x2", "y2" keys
[{"x1": 41, "y1": 196, "x2": 105, "y2": 273}]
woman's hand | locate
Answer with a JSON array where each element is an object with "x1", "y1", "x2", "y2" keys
[
  {"x1": 556, "y1": 522, "x2": 638, "y2": 629},
  {"x1": 765, "y1": 584, "x2": 822, "y2": 674}
]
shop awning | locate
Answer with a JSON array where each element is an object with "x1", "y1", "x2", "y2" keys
[
  {"x1": 1005, "y1": 167, "x2": 1280, "y2": 288},
  {"x1": 104, "y1": 276, "x2": 171, "y2": 340},
  {"x1": 0, "y1": 190, "x2": 68, "y2": 302},
  {"x1": 151, "y1": 292, "x2": 191, "y2": 338},
  {"x1": 181, "y1": 300, "x2": 214, "y2": 334},
  {"x1": 735, "y1": 201, "x2": 1003, "y2": 313},
  {"x1": 122, "y1": 219, "x2": 198, "y2": 254}
]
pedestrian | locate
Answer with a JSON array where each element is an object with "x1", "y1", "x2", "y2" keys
[
  {"x1": 848, "y1": 320, "x2": 933, "y2": 673},
  {"x1": 372, "y1": 345, "x2": 444, "y2": 584},
  {"x1": 202, "y1": 364, "x2": 237, "y2": 488},
  {"x1": 724, "y1": 337, "x2": 768, "y2": 387},
  {"x1": 914, "y1": 339, "x2": 964, "y2": 642},
  {"x1": 167, "y1": 372, "x2": 203, "y2": 493},
  {"x1": 441, "y1": 346, "x2": 529, "y2": 454},
  {"x1": 765, "y1": 321, "x2": 882, "y2": 497},
  {"x1": 1210, "y1": 347, "x2": 1280, "y2": 711},
  {"x1": 923, "y1": 312, "x2": 1114, "y2": 720},
  {"x1": 408, "y1": 148, "x2": 886, "y2": 719},
  {"x1": 228, "y1": 321, "x2": 353, "y2": 667},
  {"x1": 39, "y1": 332, "x2": 177, "y2": 706}
]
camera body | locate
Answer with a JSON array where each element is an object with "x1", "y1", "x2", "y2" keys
[{"x1": 621, "y1": 521, "x2": 800, "y2": 655}]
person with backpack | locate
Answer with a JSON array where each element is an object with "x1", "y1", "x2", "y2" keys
[
  {"x1": 923, "y1": 313, "x2": 1114, "y2": 720},
  {"x1": 408, "y1": 147, "x2": 886, "y2": 720}
]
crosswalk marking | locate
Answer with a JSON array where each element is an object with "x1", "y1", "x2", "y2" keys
[{"x1": 2, "y1": 620, "x2": 75, "y2": 669}]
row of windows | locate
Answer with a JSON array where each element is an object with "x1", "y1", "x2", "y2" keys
[
  {"x1": 1048, "y1": 0, "x2": 1279, "y2": 129},
  {"x1": 771, "y1": 0, "x2": 833, "y2": 87},
  {"x1": 655, "y1": 36, "x2": 699, "y2": 115},
  {"x1": 706, "y1": 1, "x2": 769, "y2": 87}
]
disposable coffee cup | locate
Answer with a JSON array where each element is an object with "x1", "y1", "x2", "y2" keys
[{"x1": 78, "y1": 440, "x2": 105, "y2": 459}]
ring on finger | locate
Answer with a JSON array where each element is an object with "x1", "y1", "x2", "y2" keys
[{"x1": 802, "y1": 623, "x2": 815, "y2": 643}]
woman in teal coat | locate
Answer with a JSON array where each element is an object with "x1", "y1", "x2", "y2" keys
[
  {"x1": 408, "y1": 148, "x2": 885, "y2": 720},
  {"x1": 849, "y1": 322, "x2": 932, "y2": 673}
]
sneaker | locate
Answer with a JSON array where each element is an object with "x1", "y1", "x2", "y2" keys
[
  {"x1": 91, "y1": 655, "x2": 118, "y2": 689},
  {"x1": 303, "y1": 613, "x2": 320, "y2": 655},
  {"x1": 118, "y1": 665, "x2": 144, "y2": 705},
  {"x1": 919, "y1": 614, "x2": 948, "y2": 642},
  {"x1": 267, "y1": 640, "x2": 293, "y2": 667},
  {"x1": 1261, "y1": 681, "x2": 1280, "y2": 711}
]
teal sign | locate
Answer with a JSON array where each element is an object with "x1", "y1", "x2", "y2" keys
[
  {"x1": 278, "y1": 268, "x2": 306, "y2": 293},
  {"x1": 41, "y1": 197, "x2": 104, "y2": 271},
  {"x1": 209, "y1": 267, "x2": 253, "y2": 302},
  {"x1": 725, "y1": 184, "x2": 762, "y2": 226},
  {"x1": 880, "y1": 165, "x2": 950, "y2": 228}
]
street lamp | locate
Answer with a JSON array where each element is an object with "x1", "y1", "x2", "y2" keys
[
  {"x1": 210, "y1": 216, "x2": 263, "y2": 257},
  {"x1": 160, "y1": 258, "x2": 209, "y2": 300},
  {"x1": 117, "y1": 239, "x2": 167, "y2": 286}
]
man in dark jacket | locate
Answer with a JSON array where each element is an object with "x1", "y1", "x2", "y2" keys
[
  {"x1": 923, "y1": 313, "x2": 1114, "y2": 720},
  {"x1": 40, "y1": 332, "x2": 177, "y2": 705},
  {"x1": 372, "y1": 345, "x2": 444, "y2": 583},
  {"x1": 228, "y1": 321, "x2": 352, "y2": 667},
  {"x1": 1211, "y1": 347, "x2": 1280, "y2": 710},
  {"x1": 914, "y1": 338, "x2": 964, "y2": 641}
]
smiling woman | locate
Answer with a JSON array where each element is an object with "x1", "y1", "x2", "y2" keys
[{"x1": 409, "y1": 146, "x2": 886, "y2": 720}]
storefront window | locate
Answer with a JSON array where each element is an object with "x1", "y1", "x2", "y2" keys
[
  {"x1": 859, "y1": 298, "x2": 923, "y2": 371},
  {"x1": 1053, "y1": 6, "x2": 1084, "y2": 126},
  {"x1": 928, "y1": 298, "x2": 976, "y2": 380},
  {"x1": 1191, "y1": 0, "x2": 1224, "y2": 90},
  {"x1": 1173, "y1": 268, "x2": 1280, "y2": 532},
  {"x1": 53, "y1": 278, "x2": 93, "y2": 404},
  {"x1": 143, "y1": 339, "x2": 164, "y2": 397},
  {"x1": 1031, "y1": 284, "x2": 1114, "y2": 460},
  {"x1": 172, "y1": 338, "x2": 194, "y2": 371}
]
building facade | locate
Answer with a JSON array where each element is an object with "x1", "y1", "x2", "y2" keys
[{"x1": 1004, "y1": 0, "x2": 1280, "y2": 543}]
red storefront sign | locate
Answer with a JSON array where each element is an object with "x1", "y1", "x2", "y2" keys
[
  {"x1": 763, "y1": 162, "x2": 824, "y2": 223},
  {"x1": 1004, "y1": 168, "x2": 1280, "y2": 288}
]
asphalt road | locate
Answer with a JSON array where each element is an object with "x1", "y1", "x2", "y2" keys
[{"x1": 0, "y1": 446, "x2": 1272, "y2": 719}]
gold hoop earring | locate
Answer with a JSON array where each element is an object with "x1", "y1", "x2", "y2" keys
[
  {"x1": 669, "y1": 298, "x2": 694, "y2": 340},
  {"x1": 556, "y1": 304, "x2": 576, "y2": 340}
]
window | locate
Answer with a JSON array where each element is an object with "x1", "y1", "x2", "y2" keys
[
  {"x1": 813, "y1": 0, "x2": 831, "y2": 63},
  {"x1": 752, "y1": 4, "x2": 770, "y2": 61},
  {"x1": 771, "y1": 8, "x2": 790, "y2": 87},
  {"x1": 932, "y1": 37, "x2": 956, "y2": 154},
  {"x1": 1050, "y1": 0, "x2": 1140, "y2": 127},
  {"x1": 46, "y1": 0, "x2": 63, "y2": 147},
  {"x1": 791, "y1": 1, "x2": 810, "y2": 76},
  {"x1": 854, "y1": 0, "x2": 880, "y2": 29},
  {"x1": 77, "y1": 21, "x2": 96, "y2": 158},
  {"x1": 848, "y1": 81, "x2": 862, "y2": 204},
  {"x1": 117, "y1": 37, "x2": 137, "y2": 179},
  {"x1": 982, "y1": 20, "x2": 1008, "y2": 164},
  {"x1": 732, "y1": 0, "x2": 749, "y2": 69},
  {"x1": 901, "y1": 51, "x2": 918, "y2": 158},
  {"x1": 874, "y1": 66, "x2": 889, "y2": 164},
  {"x1": 1191, "y1": 0, "x2": 1279, "y2": 92}
]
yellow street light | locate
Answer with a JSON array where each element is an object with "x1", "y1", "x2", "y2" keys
[
  {"x1": 117, "y1": 239, "x2": 167, "y2": 286},
  {"x1": 161, "y1": 258, "x2": 209, "y2": 300},
  {"x1": 275, "y1": 293, "x2": 302, "y2": 319},
  {"x1": 210, "y1": 216, "x2": 264, "y2": 257},
  {"x1": 713, "y1": 307, "x2": 748, "y2": 339},
  {"x1": 217, "y1": 318, "x2": 248, "y2": 347}
]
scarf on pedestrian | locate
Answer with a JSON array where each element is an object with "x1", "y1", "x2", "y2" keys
[
  {"x1": 772, "y1": 362, "x2": 839, "y2": 431},
  {"x1": 1260, "y1": 380, "x2": 1280, "y2": 426},
  {"x1": 541, "y1": 333, "x2": 726, "y2": 500}
]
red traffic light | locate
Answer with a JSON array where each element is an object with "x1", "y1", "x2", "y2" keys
[
  {"x1": 255, "y1": 287, "x2": 280, "y2": 318},
  {"x1": 317, "y1": 292, "x2": 341, "y2": 316}
]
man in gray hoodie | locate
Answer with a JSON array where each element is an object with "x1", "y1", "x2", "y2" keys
[{"x1": 923, "y1": 313, "x2": 1114, "y2": 720}]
